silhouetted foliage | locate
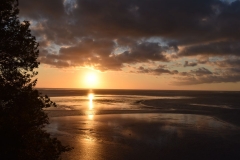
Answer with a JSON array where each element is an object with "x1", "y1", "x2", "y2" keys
[{"x1": 0, "y1": 0, "x2": 71, "y2": 159}]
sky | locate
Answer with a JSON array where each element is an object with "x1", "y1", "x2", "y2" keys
[{"x1": 18, "y1": 0, "x2": 240, "y2": 90}]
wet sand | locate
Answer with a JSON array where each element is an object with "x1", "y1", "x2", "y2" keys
[
  {"x1": 46, "y1": 110, "x2": 240, "y2": 160},
  {"x1": 141, "y1": 99, "x2": 240, "y2": 127},
  {"x1": 43, "y1": 90, "x2": 240, "y2": 160}
]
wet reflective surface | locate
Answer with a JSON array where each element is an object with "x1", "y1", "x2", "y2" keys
[
  {"x1": 43, "y1": 90, "x2": 240, "y2": 159},
  {"x1": 46, "y1": 113, "x2": 240, "y2": 160},
  {"x1": 46, "y1": 94, "x2": 190, "y2": 111}
]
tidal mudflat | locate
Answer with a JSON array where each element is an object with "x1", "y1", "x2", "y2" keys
[
  {"x1": 43, "y1": 89, "x2": 240, "y2": 160},
  {"x1": 46, "y1": 113, "x2": 240, "y2": 160}
]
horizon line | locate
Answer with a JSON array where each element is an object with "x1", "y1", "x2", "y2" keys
[{"x1": 35, "y1": 87, "x2": 240, "y2": 92}]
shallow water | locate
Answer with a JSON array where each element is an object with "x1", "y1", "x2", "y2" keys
[
  {"x1": 42, "y1": 89, "x2": 240, "y2": 159},
  {"x1": 46, "y1": 113, "x2": 240, "y2": 160},
  {"x1": 46, "y1": 94, "x2": 190, "y2": 110},
  {"x1": 41, "y1": 89, "x2": 240, "y2": 111}
]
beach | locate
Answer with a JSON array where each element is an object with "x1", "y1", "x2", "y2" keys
[{"x1": 43, "y1": 89, "x2": 240, "y2": 160}]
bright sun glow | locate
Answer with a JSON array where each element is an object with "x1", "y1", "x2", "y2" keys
[
  {"x1": 84, "y1": 72, "x2": 98, "y2": 88},
  {"x1": 88, "y1": 93, "x2": 94, "y2": 110}
]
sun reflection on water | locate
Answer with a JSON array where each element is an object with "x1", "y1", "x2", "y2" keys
[
  {"x1": 88, "y1": 93, "x2": 94, "y2": 110},
  {"x1": 87, "y1": 93, "x2": 95, "y2": 120},
  {"x1": 88, "y1": 114, "x2": 94, "y2": 120}
]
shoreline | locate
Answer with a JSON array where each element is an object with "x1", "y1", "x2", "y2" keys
[
  {"x1": 46, "y1": 106, "x2": 240, "y2": 128},
  {"x1": 46, "y1": 112, "x2": 240, "y2": 160},
  {"x1": 45, "y1": 96, "x2": 240, "y2": 160}
]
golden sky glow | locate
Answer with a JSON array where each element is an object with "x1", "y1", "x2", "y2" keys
[{"x1": 35, "y1": 66, "x2": 240, "y2": 90}]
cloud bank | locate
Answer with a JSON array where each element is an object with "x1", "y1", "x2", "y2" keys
[{"x1": 19, "y1": 0, "x2": 240, "y2": 85}]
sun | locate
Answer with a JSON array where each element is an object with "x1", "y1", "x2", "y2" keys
[{"x1": 84, "y1": 72, "x2": 98, "y2": 88}]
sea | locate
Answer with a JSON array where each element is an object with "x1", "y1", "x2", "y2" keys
[
  {"x1": 40, "y1": 89, "x2": 240, "y2": 160},
  {"x1": 40, "y1": 89, "x2": 240, "y2": 117},
  {"x1": 40, "y1": 89, "x2": 240, "y2": 109}
]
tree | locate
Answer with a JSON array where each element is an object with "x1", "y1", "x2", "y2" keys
[{"x1": 0, "y1": 0, "x2": 71, "y2": 159}]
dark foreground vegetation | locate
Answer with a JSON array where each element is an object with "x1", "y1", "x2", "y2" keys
[{"x1": 0, "y1": 0, "x2": 71, "y2": 159}]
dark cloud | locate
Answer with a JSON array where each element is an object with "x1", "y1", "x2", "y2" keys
[
  {"x1": 39, "y1": 38, "x2": 169, "y2": 70},
  {"x1": 175, "y1": 73, "x2": 240, "y2": 85},
  {"x1": 137, "y1": 65, "x2": 178, "y2": 75},
  {"x1": 178, "y1": 67, "x2": 212, "y2": 77},
  {"x1": 190, "y1": 67, "x2": 212, "y2": 76},
  {"x1": 116, "y1": 41, "x2": 169, "y2": 63},
  {"x1": 229, "y1": 67, "x2": 240, "y2": 73},
  {"x1": 184, "y1": 61, "x2": 198, "y2": 67},
  {"x1": 174, "y1": 66, "x2": 240, "y2": 85},
  {"x1": 18, "y1": 0, "x2": 240, "y2": 84},
  {"x1": 19, "y1": 0, "x2": 240, "y2": 44},
  {"x1": 212, "y1": 58, "x2": 240, "y2": 68},
  {"x1": 20, "y1": 0, "x2": 65, "y2": 19},
  {"x1": 179, "y1": 41, "x2": 240, "y2": 57}
]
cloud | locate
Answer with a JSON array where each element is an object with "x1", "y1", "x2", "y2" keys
[
  {"x1": 190, "y1": 67, "x2": 212, "y2": 76},
  {"x1": 184, "y1": 61, "x2": 198, "y2": 67},
  {"x1": 179, "y1": 41, "x2": 240, "y2": 57},
  {"x1": 39, "y1": 38, "x2": 169, "y2": 70},
  {"x1": 174, "y1": 67, "x2": 240, "y2": 85},
  {"x1": 212, "y1": 58, "x2": 240, "y2": 68},
  {"x1": 175, "y1": 73, "x2": 240, "y2": 85},
  {"x1": 18, "y1": 0, "x2": 240, "y2": 84},
  {"x1": 116, "y1": 41, "x2": 169, "y2": 63},
  {"x1": 137, "y1": 65, "x2": 178, "y2": 75},
  {"x1": 19, "y1": 0, "x2": 240, "y2": 44}
]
